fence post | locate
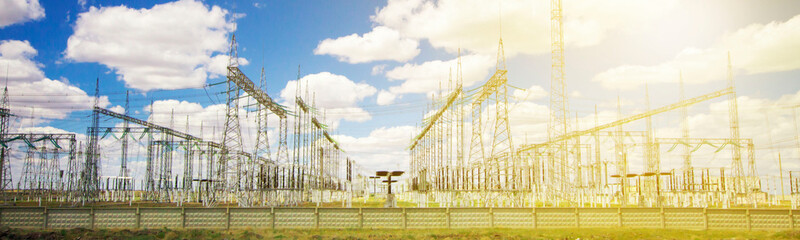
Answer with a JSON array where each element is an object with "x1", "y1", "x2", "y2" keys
[
  {"x1": 446, "y1": 208, "x2": 451, "y2": 229},
  {"x1": 489, "y1": 207, "x2": 496, "y2": 228},
  {"x1": 314, "y1": 208, "x2": 319, "y2": 229},
  {"x1": 181, "y1": 207, "x2": 186, "y2": 228},
  {"x1": 532, "y1": 208, "x2": 537, "y2": 229},
  {"x1": 790, "y1": 209, "x2": 794, "y2": 230},
  {"x1": 703, "y1": 208, "x2": 709, "y2": 230},
  {"x1": 135, "y1": 207, "x2": 141, "y2": 229},
  {"x1": 270, "y1": 207, "x2": 275, "y2": 230},
  {"x1": 574, "y1": 208, "x2": 580, "y2": 228},
  {"x1": 402, "y1": 208, "x2": 407, "y2": 229},
  {"x1": 90, "y1": 207, "x2": 95, "y2": 229},
  {"x1": 43, "y1": 207, "x2": 48, "y2": 229},
  {"x1": 226, "y1": 207, "x2": 231, "y2": 230},
  {"x1": 618, "y1": 207, "x2": 623, "y2": 227},
  {"x1": 358, "y1": 208, "x2": 363, "y2": 229},
  {"x1": 746, "y1": 209, "x2": 751, "y2": 231},
  {"x1": 660, "y1": 207, "x2": 666, "y2": 229}
]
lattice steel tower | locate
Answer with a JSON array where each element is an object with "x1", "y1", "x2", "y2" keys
[
  {"x1": 254, "y1": 67, "x2": 272, "y2": 190},
  {"x1": 726, "y1": 52, "x2": 746, "y2": 194},
  {"x1": 549, "y1": 0, "x2": 572, "y2": 199},
  {"x1": 223, "y1": 34, "x2": 245, "y2": 201},
  {"x1": 0, "y1": 83, "x2": 11, "y2": 191},
  {"x1": 82, "y1": 78, "x2": 101, "y2": 203}
]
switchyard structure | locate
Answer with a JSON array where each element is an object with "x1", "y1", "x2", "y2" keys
[
  {"x1": 0, "y1": 35, "x2": 367, "y2": 207},
  {"x1": 405, "y1": 1, "x2": 769, "y2": 208},
  {"x1": 0, "y1": 2, "x2": 793, "y2": 211}
]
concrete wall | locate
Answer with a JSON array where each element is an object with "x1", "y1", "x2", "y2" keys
[{"x1": 0, "y1": 207, "x2": 796, "y2": 230}]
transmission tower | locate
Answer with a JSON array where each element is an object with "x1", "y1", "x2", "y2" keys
[
  {"x1": 0, "y1": 82, "x2": 11, "y2": 191},
  {"x1": 82, "y1": 77, "x2": 101, "y2": 203},
  {"x1": 254, "y1": 67, "x2": 272, "y2": 190},
  {"x1": 549, "y1": 0, "x2": 571, "y2": 200},
  {"x1": 223, "y1": 34, "x2": 245, "y2": 204},
  {"x1": 488, "y1": 38, "x2": 514, "y2": 191},
  {"x1": 726, "y1": 53, "x2": 746, "y2": 194},
  {"x1": 118, "y1": 91, "x2": 130, "y2": 192},
  {"x1": 679, "y1": 72, "x2": 692, "y2": 170}
]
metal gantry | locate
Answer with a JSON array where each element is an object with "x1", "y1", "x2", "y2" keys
[
  {"x1": 0, "y1": 36, "x2": 365, "y2": 207},
  {"x1": 404, "y1": 6, "x2": 767, "y2": 206}
]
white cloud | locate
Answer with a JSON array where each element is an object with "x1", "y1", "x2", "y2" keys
[
  {"x1": 386, "y1": 54, "x2": 494, "y2": 95},
  {"x1": 109, "y1": 105, "x2": 125, "y2": 114},
  {"x1": 9, "y1": 78, "x2": 110, "y2": 120},
  {"x1": 0, "y1": 0, "x2": 45, "y2": 28},
  {"x1": 0, "y1": 40, "x2": 44, "y2": 83},
  {"x1": 594, "y1": 14, "x2": 800, "y2": 90},
  {"x1": 65, "y1": 0, "x2": 236, "y2": 91},
  {"x1": 335, "y1": 126, "x2": 417, "y2": 171},
  {"x1": 512, "y1": 84, "x2": 548, "y2": 102},
  {"x1": 315, "y1": 26, "x2": 420, "y2": 64},
  {"x1": 371, "y1": 64, "x2": 387, "y2": 75},
  {"x1": 376, "y1": 90, "x2": 398, "y2": 105},
  {"x1": 280, "y1": 72, "x2": 376, "y2": 126},
  {"x1": 0, "y1": 40, "x2": 109, "y2": 124},
  {"x1": 372, "y1": 0, "x2": 675, "y2": 56}
]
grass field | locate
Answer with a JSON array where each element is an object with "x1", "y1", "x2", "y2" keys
[{"x1": 2, "y1": 227, "x2": 800, "y2": 240}]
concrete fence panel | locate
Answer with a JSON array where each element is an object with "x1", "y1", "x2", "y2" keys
[
  {"x1": 0, "y1": 207, "x2": 44, "y2": 228},
  {"x1": 47, "y1": 208, "x2": 90, "y2": 229},
  {"x1": 140, "y1": 208, "x2": 181, "y2": 229},
  {"x1": 362, "y1": 208, "x2": 402, "y2": 229},
  {"x1": 664, "y1": 208, "x2": 704, "y2": 230},
  {"x1": 450, "y1": 208, "x2": 490, "y2": 228},
  {"x1": 184, "y1": 208, "x2": 226, "y2": 228},
  {"x1": 621, "y1": 208, "x2": 661, "y2": 228},
  {"x1": 707, "y1": 209, "x2": 747, "y2": 229},
  {"x1": 319, "y1": 208, "x2": 359, "y2": 229},
  {"x1": 274, "y1": 208, "x2": 314, "y2": 229},
  {"x1": 229, "y1": 208, "x2": 271, "y2": 228},
  {"x1": 792, "y1": 210, "x2": 800, "y2": 228},
  {"x1": 750, "y1": 209, "x2": 792, "y2": 229},
  {"x1": 95, "y1": 208, "x2": 136, "y2": 229},
  {"x1": 493, "y1": 208, "x2": 533, "y2": 228},
  {"x1": 406, "y1": 208, "x2": 446, "y2": 229},
  {"x1": 578, "y1": 208, "x2": 617, "y2": 228},
  {"x1": 536, "y1": 208, "x2": 576, "y2": 228}
]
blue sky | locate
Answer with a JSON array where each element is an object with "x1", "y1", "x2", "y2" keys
[{"x1": 1, "y1": 0, "x2": 800, "y2": 185}]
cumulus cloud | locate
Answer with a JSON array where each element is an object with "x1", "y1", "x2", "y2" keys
[
  {"x1": 315, "y1": 26, "x2": 420, "y2": 64},
  {"x1": 385, "y1": 54, "x2": 494, "y2": 95},
  {"x1": 376, "y1": 90, "x2": 398, "y2": 105},
  {"x1": 0, "y1": 40, "x2": 44, "y2": 83},
  {"x1": 371, "y1": 0, "x2": 675, "y2": 56},
  {"x1": 0, "y1": 40, "x2": 109, "y2": 124},
  {"x1": 594, "y1": 14, "x2": 800, "y2": 90},
  {"x1": 65, "y1": 0, "x2": 237, "y2": 91},
  {"x1": 108, "y1": 105, "x2": 125, "y2": 114},
  {"x1": 9, "y1": 78, "x2": 110, "y2": 120},
  {"x1": 0, "y1": 0, "x2": 45, "y2": 28},
  {"x1": 512, "y1": 85, "x2": 548, "y2": 102},
  {"x1": 335, "y1": 126, "x2": 417, "y2": 171},
  {"x1": 280, "y1": 72, "x2": 376, "y2": 126},
  {"x1": 371, "y1": 64, "x2": 387, "y2": 75}
]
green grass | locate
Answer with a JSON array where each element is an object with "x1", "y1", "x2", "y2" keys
[{"x1": 2, "y1": 227, "x2": 800, "y2": 239}]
